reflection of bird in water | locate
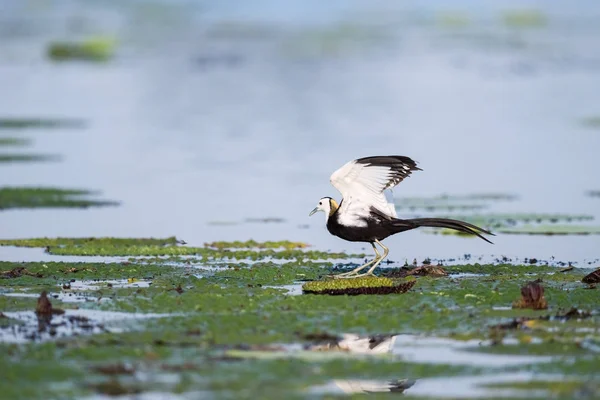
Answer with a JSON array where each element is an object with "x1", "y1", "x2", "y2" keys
[
  {"x1": 309, "y1": 333, "x2": 397, "y2": 354},
  {"x1": 308, "y1": 334, "x2": 415, "y2": 394},
  {"x1": 309, "y1": 155, "x2": 494, "y2": 278},
  {"x1": 334, "y1": 378, "x2": 415, "y2": 394}
]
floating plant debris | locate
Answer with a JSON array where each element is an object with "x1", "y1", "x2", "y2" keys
[
  {"x1": 436, "y1": 11, "x2": 471, "y2": 28},
  {"x1": 491, "y1": 308, "x2": 592, "y2": 332},
  {"x1": 0, "y1": 187, "x2": 119, "y2": 210},
  {"x1": 90, "y1": 363, "x2": 136, "y2": 376},
  {"x1": 47, "y1": 37, "x2": 116, "y2": 62},
  {"x1": 582, "y1": 268, "x2": 600, "y2": 284},
  {"x1": 0, "y1": 237, "x2": 358, "y2": 260},
  {"x1": 0, "y1": 117, "x2": 86, "y2": 130},
  {"x1": 502, "y1": 9, "x2": 547, "y2": 28},
  {"x1": 445, "y1": 213, "x2": 592, "y2": 227},
  {"x1": 87, "y1": 380, "x2": 141, "y2": 396},
  {"x1": 0, "y1": 137, "x2": 30, "y2": 147},
  {"x1": 580, "y1": 116, "x2": 600, "y2": 129},
  {"x1": 498, "y1": 224, "x2": 600, "y2": 235},
  {"x1": 0, "y1": 236, "x2": 179, "y2": 248},
  {"x1": 512, "y1": 280, "x2": 548, "y2": 310},
  {"x1": 205, "y1": 240, "x2": 309, "y2": 250},
  {"x1": 394, "y1": 193, "x2": 516, "y2": 212},
  {"x1": 0, "y1": 267, "x2": 43, "y2": 279},
  {"x1": 0, "y1": 154, "x2": 59, "y2": 163},
  {"x1": 586, "y1": 190, "x2": 600, "y2": 198},
  {"x1": 244, "y1": 217, "x2": 286, "y2": 224}
]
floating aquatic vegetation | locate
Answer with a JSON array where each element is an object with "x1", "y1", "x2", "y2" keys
[
  {"x1": 0, "y1": 187, "x2": 119, "y2": 210},
  {"x1": 0, "y1": 236, "x2": 179, "y2": 248},
  {"x1": 0, "y1": 117, "x2": 85, "y2": 130},
  {"x1": 484, "y1": 380, "x2": 599, "y2": 398},
  {"x1": 502, "y1": 9, "x2": 547, "y2": 28},
  {"x1": 435, "y1": 11, "x2": 471, "y2": 28},
  {"x1": 435, "y1": 213, "x2": 594, "y2": 228},
  {"x1": 0, "y1": 137, "x2": 29, "y2": 147},
  {"x1": 0, "y1": 154, "x2": 59, "y2": 163},
  {"x1": 491, "y1": 308, "x2": 592, "y2": 334},
  {"x1": 383, "y1": 265, "x2": 448, "y2": 278},
  {"x1": 396, "y1": 201, "x2": 486, "y2": 212},
  {"x1": 280, "y1": 22, "x2": 389, "y2": 59},
  {"x1": 47, "y1": 36, "x2": 116, "y2": 62},
  {"x1": 0, "y1": 237, "x2": 357, "y2": 260},
  {"x1": 206, "y1": 220, "x2": 239, "y2": 226},
  {"x1": 395, "y1": 193, "x2": 516, "y2": 212},
  {"x1": 498, "y1": 224, "x2": 600, "y2": 235},
  {"x1": 0, "y1": 267, "x2": 43, "y2": 279},
  {"x1": 512, "y1": 280, "x2": 548, "y2": 310},
  {"x1": 205, "y1": 240, "x2": 309, "y2": 250},
  {"x1": 302, "y1": 277, "x2": 416, "y2": 296},
  {"x1": 586, "y1": 190, "x2": 600, "y2": 198},
  {"x1": 580, "y1": 116, "x2": 600, "y2": 129},
  {"x1": 244, "y1": 217, "x2": 286, "y2": 224}
]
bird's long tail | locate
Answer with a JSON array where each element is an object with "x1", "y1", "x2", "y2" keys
[{"x1": 394, "y1": 218, "x2": 494, "y2": 244}]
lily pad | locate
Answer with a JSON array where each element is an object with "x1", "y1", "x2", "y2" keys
[
  {"x1": 302, "y1": 277, "x2": 416, "y2": 295},
  {"x1": 497, "y1": 224, "x2": 600, "y2": 235},
  {"x1": 0, "y1": 187, "x2": 119, "y2": 210}
]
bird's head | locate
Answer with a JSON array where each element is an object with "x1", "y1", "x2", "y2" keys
[{"x1": 309, "y1": 197, "x2": 339, "y2": 218}]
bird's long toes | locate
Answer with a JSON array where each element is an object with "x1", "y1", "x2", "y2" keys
[
  {"x1": 333, "y1": 273, "x2": 357, "y2": 279},
  {"x1": 352, "y1": 272, "x2": 375, "y2": 279}
]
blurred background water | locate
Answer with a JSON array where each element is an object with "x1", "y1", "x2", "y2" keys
[{"x1": 1, "y1": 0, "x2": 599, "y2": 264}]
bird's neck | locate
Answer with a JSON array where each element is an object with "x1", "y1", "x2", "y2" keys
[{"x1": 328, "y1": 198, "x2": 339, "y2": 217}]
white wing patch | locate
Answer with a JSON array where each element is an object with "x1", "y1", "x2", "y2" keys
[{"x1": 330, "y1": 160, "x2": 400, "y2": 226}]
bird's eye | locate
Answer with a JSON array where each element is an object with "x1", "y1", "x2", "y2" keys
[{"x1": 319, "y1": 202, "x2": 322, "y2": 205}]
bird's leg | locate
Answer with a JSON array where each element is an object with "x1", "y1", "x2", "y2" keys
[
  {"x1": 353, "y1": 240, "x2": 389, "y2": 278},
  {"x1": 334, "y1": 243, "x2": 380, "y2": 278}
]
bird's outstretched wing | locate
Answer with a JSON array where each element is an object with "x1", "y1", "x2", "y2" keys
[{"x1": 330, "y1": 156, "x2": 421, "y2": 225}]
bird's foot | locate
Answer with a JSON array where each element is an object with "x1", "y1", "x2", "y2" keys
[
  {"x1": 349, "y1": 272, "x2": 375, "y2": 279},
  {"x1": 332, "y1": 272, "x2": 358, "y2": 279},
  {"x1": 333, "y1": 271, "x2": 375, "y2": 279}
]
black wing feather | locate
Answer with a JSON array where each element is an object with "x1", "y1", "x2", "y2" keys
[{"x1": 355, "y1": 155, "x2": 422, "y2": 190}]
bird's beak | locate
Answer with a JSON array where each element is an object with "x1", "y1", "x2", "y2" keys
[{"x1": 309, "y1": 207, "x2": 318, "y2": 216}]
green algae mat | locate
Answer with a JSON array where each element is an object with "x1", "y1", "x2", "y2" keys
[{"x1": 0, "y1": 237, "x2": 599, "y2": 399}]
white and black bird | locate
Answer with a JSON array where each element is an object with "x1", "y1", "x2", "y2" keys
[{"x1": 309, "y1": 155, "x2": 493, "y2": 278}]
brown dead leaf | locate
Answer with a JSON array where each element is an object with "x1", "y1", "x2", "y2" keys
[
  {"x1": 0, "y1": 267, "x2": 43, "y2": 279},
  {"x1": 91, "y1": 363, "x2": 135, "y2": 376},
  {"x1": 168, "y1": 284, "x2": 184, "y2": 294},
  {"x1": 89, "y1": 379, "x2": 141, "y2": 396},
  {"x1": 512, "y1": 280, "x2": 548, "y2": 310},
  {"x1": 582, "y1": 268, "x2": 600, "y2": 284}
]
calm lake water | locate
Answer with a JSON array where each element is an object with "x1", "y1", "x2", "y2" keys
[{"x1": 1, "y1": 0, "x2": 599, "y2": 265}]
